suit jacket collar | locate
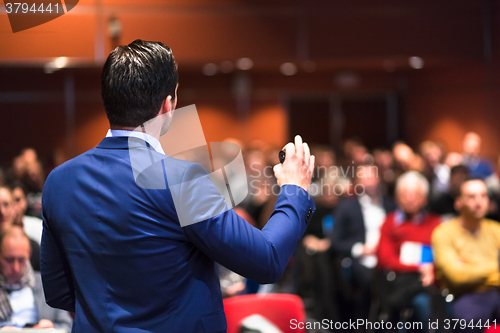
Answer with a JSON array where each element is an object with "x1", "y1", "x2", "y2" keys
[{"x1": 96, "y1": 137, "x2": 155, "y2": 150}]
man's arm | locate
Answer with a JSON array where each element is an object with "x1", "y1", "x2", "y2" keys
[
  {"x1": 184, "y1": 184, "x2": 314, "y2": 284},
  {"x1": 183, "y1": 135, "x2": 315, "y2": 284},
  {"x1": 40, "y1": 208, "x2": 76, "y2": 312}
]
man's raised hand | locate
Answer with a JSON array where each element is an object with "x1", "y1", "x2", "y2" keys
[{"x1": 273, "y1": 135, "x2": 315, "y2": 192}]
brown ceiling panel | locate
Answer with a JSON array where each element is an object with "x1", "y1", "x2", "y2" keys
[
  {"x1": 116, "y1": 12, "x2": 297, "y2": 63},
  {"x1": 0, "y1": 0, "x2": 492, "y2": 70},
  {"x1": 0, "y1": 11, "x2": 96, "y2": 60},
  {"x1": 308, "y1": 1, "x2": 484, "y2": 61}
]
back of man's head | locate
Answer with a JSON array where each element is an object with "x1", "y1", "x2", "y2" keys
[{"x1": 101, "y1": 39, "x2": 178, "y2": 128}]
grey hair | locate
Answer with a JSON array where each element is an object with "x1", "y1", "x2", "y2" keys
[{"x1": 395, "y1": 171, "x2": 429, "y2": 197}]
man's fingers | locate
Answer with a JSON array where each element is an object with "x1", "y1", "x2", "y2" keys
[
  {"x1": 273, "y1": 164, "x2": 282, "y2": 180},
  {"x1": 303, "y1": 142, "x2": 311, "y2": 169},
  {"x1": 294, "y1": 135, "x2": 304, "y2": 160},
  {"x1": 276, "y1": 136, "x2": 312, "y2": 192},
  {"x1": 284, "y1": 142, "x2": 295, "y2": 162},
  {"x1": 309, "y1": 155, "x2": 315, "y2": 176}
]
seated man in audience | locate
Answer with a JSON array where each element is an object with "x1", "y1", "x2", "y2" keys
[
  {"x1": 0, "y1": 226, "x2": 72, "y2": 329},
  {"x1": 0, "y1": 186, "x2": 39, "y2": 271},
  {"x1": 429, "y1": 164, "x2": 469, "y2": 221},
  {"x1": 377, "y1": 171, "x2": 441, "y2": 330},
  {"x1": 461, "y1": 132, "x2": 496, "y2": 183},
  {"x1": 330, "y1": 165, "x2": 395, "y2": 322},
  {"x1": 10, "y1": 182, "x2": 43, "y2": 245},
  {"x1": 432, "y1": 179, "x2": 500, "y2": 333}
]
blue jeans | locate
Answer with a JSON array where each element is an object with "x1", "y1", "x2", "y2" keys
[
  {"x1": 453, "y1": 289, "x2": 500, "y2": 333},
  {"x1": 398, "y1": 292, "x2": 431, "y2": 333}
]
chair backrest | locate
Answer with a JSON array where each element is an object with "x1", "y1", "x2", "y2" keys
[{"x1": 223, "y1": 293, "x2": 306, "y2": 333}]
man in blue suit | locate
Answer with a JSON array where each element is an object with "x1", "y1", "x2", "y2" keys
[{"x1": 40, "y1": 39, "x2": 316, "y2": 332}]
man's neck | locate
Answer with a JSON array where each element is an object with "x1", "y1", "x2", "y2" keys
[
  {"x1": 110, "y1": 125, "x2": 136, "y2": 131},
  {"x1": 110, "y1": 125, "x2": 160, "y2": 141},
  {"x1": 459, "y1": 216, "x2": 482, "y2": 234}
]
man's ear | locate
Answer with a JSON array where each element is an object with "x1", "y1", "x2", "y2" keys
[{"x1": 158, "y1": 96, "x2": 174, "y2": 117}]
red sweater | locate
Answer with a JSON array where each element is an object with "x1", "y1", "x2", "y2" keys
[{"x1": 377, "y1": 211, "x2": 441, "y2": 273}]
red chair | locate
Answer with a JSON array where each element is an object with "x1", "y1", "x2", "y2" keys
[{"x1": 223, "y1": 293, "x2": 306, "y2": 333}]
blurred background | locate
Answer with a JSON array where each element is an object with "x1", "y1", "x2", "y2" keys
[
  {"x1": 1, "y1": 0, "x2": 500, "y2": 165},
  {"x1": 5, "y1": 1, "x2": 500, "y2": 330}
]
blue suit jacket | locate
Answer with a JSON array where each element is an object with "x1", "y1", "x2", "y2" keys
[{"x1": 41, "y1": 137, "x2": 315, "y2": 333}]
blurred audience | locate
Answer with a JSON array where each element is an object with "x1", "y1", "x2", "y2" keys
[
  {"x1": 0, "y1": 186, "x2": 39, "y2": 272},
  {"x1": 429, "y1": 164, "x2": 469, "y2": 221},
  {"x1": 393, "y1": 142, "x2": 418, "y2": 173},
  {"x1": 10, "y1": 182, "x2": 42, "y2": 245},
  {"x1": 420, "y1": 140, "x2": 449, "y2": 200},
  {"x1": 376, "y1": 171, "x2": 441, "y2": 331},
  {"x1": 373, "y1": 147, "x2": 396, "y2": 187},
  {"x1": 461, "y1": 132, "x2": 494, "y2": 181},
  {"x1": 4, "y1": 128, "x2": 500, "y2": 328},
  {"x1": 297, "y1": 177, "x2": 340, "y2": 322},
  {"x1": 310, "y1": 145, "x2": 336, "y2": 184},
  {"x1": 239, "y1": 148, "x2": 275, "y2": 229},
  {"x1": 330, "y1": 165, "x2": 395, "y2": 323},
  {"x1": 0, "y1": 226, "x2": 72, "y2": 330},
  {"x1": 10, "y1": 149, "x2": 44, "y2": 219},
  {"x1": 433, "y1": 179, "x2": 500, "y2": 333},
  {"x1": 341, "y1": 139, "x2": 370, "y2": 169}
]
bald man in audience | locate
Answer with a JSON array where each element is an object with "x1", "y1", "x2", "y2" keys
[
  {"x1": 433, "y1": 179, "x2": 500, "y2": 332},
  {"x1": 0, "y1": 226, "x2": 72, "y2": 330}
]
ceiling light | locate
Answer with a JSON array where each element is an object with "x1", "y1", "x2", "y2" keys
[
  {"x1": 202, "y1": 63, "x2": 218, "y2": 76},
  {"x1": 236, "y1": 58, "x2": 253, "y2": 70},
  {"x1": 280, "y1": 62, "x2": 297, "y2": 76},
  {"x1": 220, "y1": 61, "x2": 234, "y2": 73},
  {"x1": 408, "y1": 56, "x2": 424, "y2": 69},
  {"x1": 54, "y1": 57, "x2": 68, "y2": 68}
]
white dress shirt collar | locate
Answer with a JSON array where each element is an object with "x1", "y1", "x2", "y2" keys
[{"x1": 106, "y1": 129, "x2": 165, "y2": 155}]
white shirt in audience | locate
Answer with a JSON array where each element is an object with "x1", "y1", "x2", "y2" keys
[{"x1": 351, "y1": 194, "x2": 386, "y2": 268}]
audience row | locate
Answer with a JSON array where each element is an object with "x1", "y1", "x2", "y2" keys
[{"x1": 0, "y1": 131, "x2": 499, "y2": 331}]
